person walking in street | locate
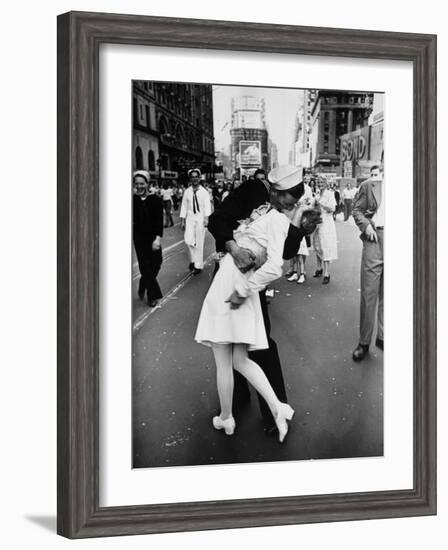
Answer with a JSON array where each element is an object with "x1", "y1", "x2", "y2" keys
[
  {"x1": 207, "y1": 165, "x2": 320, "y2": 434},
  {"x1": 313, "y1": 178, "x2": 338, "y2": 284},
  {"x1": 212, "y1": 182, "x2": 225, "y2": 211},
  {"x1": 161, "y1": 182, "x2": 174, "y2": 227},
  {"x1": 351, "y1": 165, "x2": 384, "y2": 361},
  {"x1": 132, "y1": 170, "x2": 164, "y2": 308},
  {"x1": 284, "y1": 179, "x2": 314, "y2": 284},
  {"x1": 342, "y1": 182, "x2": 356, "y2": 221},
  {"x1": 333, "y1": 184, "x2": 341, "y2": 220},
  {"x1": 180, "y1": 168, "x2": 211, "y2": 275},
  {"x1": 171, "y1": 182, "x2": 180, "y2": 211},
  {"x1": 221, "y1": 181, "x2": 232, "y2": 202},
  {"x1": 175, "y1": 185, "x2": 184, "y2": 210},
  {"x1": 195, "y1": 166, "x2": 313, "y2": 442}
]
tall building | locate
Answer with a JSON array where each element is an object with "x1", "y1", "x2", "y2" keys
[
  {"x1": 309, "y1": 90, "x2": 373, "y2": 175},
  {"x1": 215, "y1": 148, "x2": 233, "y2": 179},
  {"x1": 269, "y1": 139, "x2": 279, "y2": 171},
  {"x1": 291, "y1": 90, "x2": 317, "y2": 168},
  {"x1": 339, "y1": 92, "x2": 384, "y2": 181},
  {"x1": 368, "y1": 93, "x2": 384, "y2": 165},
  {"x1": 230, "y1": 96, "x2": 270, "y2": 176},
  {"x1": 133, "y1": 81, "x2": 215, "y2": 185}
]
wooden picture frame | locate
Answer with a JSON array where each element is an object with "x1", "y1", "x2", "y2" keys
[{"x1": 57, "y1": 11, "x2": 437, "y2": 538}]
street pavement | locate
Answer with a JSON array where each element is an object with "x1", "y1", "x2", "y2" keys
[{"x1": 132, "y1": 212, "x2": 383, "y2": 469}]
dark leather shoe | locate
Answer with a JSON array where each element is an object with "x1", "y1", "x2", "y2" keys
[
  {"x1": 322, "y1": 275, "x2": 330, "y2": 284},
  {"x1": 193, "y1": 268, "x2": 202, "y2": 275},
  {"x1": 352, "y1": 344, "x2": 369, "y2": 361},
  {"x1": 313, "y1": 269, "x2": 323, "y2": 278},
  {"x1": 375, "y1": 338, "x2": 384, "y2": 350},
  {"x1": 188, "y1": 262, "x2": 194, "y2": 271}
]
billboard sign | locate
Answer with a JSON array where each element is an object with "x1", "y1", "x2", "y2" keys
[
  {"x1": 161, "y1": 170, "x2": 178, "y2": 179},
  {"x1": 239, "y1": 140, "x2": 262, "y2": 166},
  {"x1": 341, "y1": 126, "x2": 371, "y2": 163},
  {"x1": 343, "y1": 161, "x2": 353, "y2": 178}
]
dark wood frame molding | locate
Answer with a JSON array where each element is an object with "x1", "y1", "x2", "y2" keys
[{"x1": 57, "y1": 11, "x2": 437, "y2": 538}]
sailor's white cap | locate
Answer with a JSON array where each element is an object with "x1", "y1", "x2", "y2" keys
[{"x1": 268, "y1": 165, "x2": 303, "y2": 190}]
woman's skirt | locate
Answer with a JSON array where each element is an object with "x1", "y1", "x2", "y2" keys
[
  {"x1": 313, "y1": 213, "x2": 338, "y2": 261},
  {"x1": 195, "y1": 254, "x2": 268, "y2": 351},
  {"x1": 298, "y1": 235, "x2": 309, "y2": 256}
]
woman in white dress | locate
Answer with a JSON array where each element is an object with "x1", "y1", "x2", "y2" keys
[
  {"x1": 195, "y1": 166, "x2": 307, "y2": 443},
  {"x1": 312, "y1": 178, "x2": 338, "y2": 284}
]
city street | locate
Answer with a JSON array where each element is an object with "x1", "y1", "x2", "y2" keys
[{"x1": 132, "y1": 212, "x2": 383, "y2": 469}]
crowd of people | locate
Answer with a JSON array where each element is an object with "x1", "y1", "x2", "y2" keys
[{"x1": 133, "y1": 162, "x2": 384, "y2": 443}]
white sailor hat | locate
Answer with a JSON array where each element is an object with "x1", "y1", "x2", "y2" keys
[
  {"x1": 188, "y1": 168, "x2": 202, "y2": 178},
  {"x1": 133, "y1": 170, "x2": 150, "y2": 183},
  {"x1": 268, "y1": 165, "x2": 303, "y2": 190}
]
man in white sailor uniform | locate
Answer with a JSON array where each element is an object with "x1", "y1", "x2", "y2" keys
[{"x1": 180, "y1": 168, "x2": 212, "y2": 275}]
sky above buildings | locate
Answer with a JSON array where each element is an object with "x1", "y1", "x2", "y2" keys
[{"x1": 212, "y1": 85, "x2": 306, "y2": 165}]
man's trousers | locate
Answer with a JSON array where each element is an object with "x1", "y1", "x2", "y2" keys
[{"x1": 359, "y1": 229, "x2": 384, "y2": 346}]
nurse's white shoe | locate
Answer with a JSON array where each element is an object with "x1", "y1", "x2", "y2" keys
[
  {"x1": 275, "y1": 403, "x2": 295, "y2": 443},
  {"x1": 212, "y1": 415, "x2": 236, "y2": 435}
]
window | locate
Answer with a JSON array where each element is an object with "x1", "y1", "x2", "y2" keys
[
  {"x1": 135, "y1": 146, "x2": 143, "y2": 169},
  {"x1": 324, "y1": 111, "x2": 330, "y2": 132},
  {"x1": 148, "y1": 150, "x2": 155, "y2": 171},
  {"x1": 133, "y1": 98, "x2": 138, "y2": 124}
]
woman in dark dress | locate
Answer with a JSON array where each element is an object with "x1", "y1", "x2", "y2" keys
[{"x1": 133, "y1": 171, "x2": 164, "y2": 307}]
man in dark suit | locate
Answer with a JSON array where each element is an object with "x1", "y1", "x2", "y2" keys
[
  {"x1": 208, "y1": 166, "x2": 316, "y2": 432},
  {"x1": 133, "y1": 171, "x2": 164, "y2": 308},
  {"x1": 352, "y1": 165, "x2": 384, "y2": 361}
]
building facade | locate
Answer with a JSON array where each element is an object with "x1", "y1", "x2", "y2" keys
[
  {"x1": 269, "y1": 139, "x2": 279, "y2": 171},
  {"x1": 339, "y1": 92, "x2": 384, "y2": 181},
  {"x1": 230, "y1": 96, "x2": 270, "y2": 176},
  {"x1": 133, "y1": 81, "x2": 215, "y2": 185},
  {"x1": 310, "y1": 90, "x2": 373, "y2": 176},
  {"x1": 291, "y1": 89, "x2": 317, "y2": 169},
  {"x1": 215, "y1": 148, "x2": 233, "y2": 180}
]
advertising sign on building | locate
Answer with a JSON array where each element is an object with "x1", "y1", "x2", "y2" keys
[
  {"x1": 161, "y1": 170, "x2": 178, "y2": 179},
  {"x1": 341, "y1": 126, "x2": 371, "y2": 163},
  {"x1": 239, "y1": 140, "x2": 262, "y2": 166},
  {"x1": 370, "y1": 123, "x2": 384, "y2": 164},
  {"x1": 343, "y1": 161, "x2": 353, "y2": 178}
]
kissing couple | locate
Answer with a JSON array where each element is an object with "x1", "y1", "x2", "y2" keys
[{"x1": 195, "y1": 165, "x2": 321, "y2": 442}]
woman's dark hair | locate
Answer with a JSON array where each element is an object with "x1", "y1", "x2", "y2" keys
[{"x1": 301, "y1": 208, "x2": 322, "y2": 234}]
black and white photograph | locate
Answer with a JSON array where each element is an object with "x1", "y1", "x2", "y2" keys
[{"x1": 132, "y1": 81, "x2": 385, "y2": 469}]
